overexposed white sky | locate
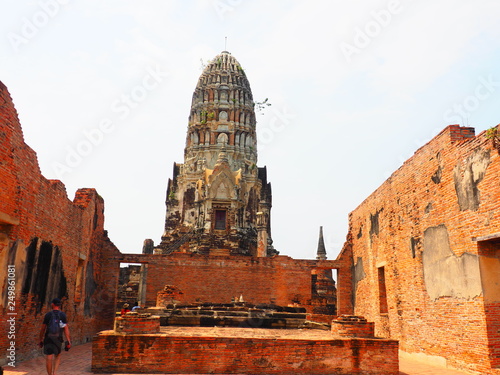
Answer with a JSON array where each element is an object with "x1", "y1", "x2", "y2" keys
[{"x1": 2, "y1": 0, "x2": 500, "y2": 259}]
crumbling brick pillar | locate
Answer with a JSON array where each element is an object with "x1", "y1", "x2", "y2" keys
[
  {"x1": 156, "y1": 284, "x2": 184, "y2": 306},
  {"x1": 114, "y1": 313, "x2": 160, "y2": 334},
  {"x1": 331, "y1": 315, "x2": 375, "y2": 338}
]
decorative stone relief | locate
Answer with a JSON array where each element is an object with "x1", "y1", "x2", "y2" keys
[{"x1": 217, "y1": 133, "x2": 228, "y2": 145}]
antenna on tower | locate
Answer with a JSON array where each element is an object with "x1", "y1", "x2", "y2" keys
[{"x1": 224, "y1": 36, "x2": 227, "y2": 51}]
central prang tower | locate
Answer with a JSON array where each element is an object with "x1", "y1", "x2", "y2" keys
[{"x1": 155, "y1": 51, "x2": 277, "y2": 257}]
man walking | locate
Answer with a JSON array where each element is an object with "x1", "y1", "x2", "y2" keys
[{"x1": 39, "y1": 298, "x2": 71, "y2": 375}]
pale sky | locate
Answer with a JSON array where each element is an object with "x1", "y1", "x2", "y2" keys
[{"x1": 2, "y1": 0, "x2": 500, "y2": 260}]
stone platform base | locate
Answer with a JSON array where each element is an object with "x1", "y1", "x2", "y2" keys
[
  {"x1": 143, "y1": 302, "x2": 309, "y2": 329},
  {"x1": 92, "y1": 326, "x2": 399, "y2": 374}
]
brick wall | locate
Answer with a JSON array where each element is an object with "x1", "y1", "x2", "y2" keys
[
  {"x1": 336, "y1": 239, "x2": 355, "y2": 316},
  {"x1": 120, "y1": 253, "x2": 345, "y2": 311},
  {"x1": 0, "y1": 81, "x2": 121, "y2": 365},
  {"x1": 114, "y1": 314, "x2": 160, "y2": 334},
  {"x1": 342, "y1": 124, "x2": 500, "y2": 374},
  {"x1": 92, "y1": 331, "x2": 399, "y2": 374},
  {"x1": 331, "y1": 316, "x2": 375, "y2": 338}
]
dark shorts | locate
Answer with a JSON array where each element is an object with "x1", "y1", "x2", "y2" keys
[{"x1": 43, "y1": 336, "x2": 63, "y2": 355}]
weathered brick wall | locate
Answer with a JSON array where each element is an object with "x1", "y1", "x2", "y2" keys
[
  {"x1": 343, "y1": 125, "x2": 500, "y2": 374},
  {"x1": 114, "y1": 314, "x2": 160, "y2": 334},
  {"x1": 336, "y1": 239, "x2": 354, "y2": 316},
  {"x1": 331, "y1": 316, "x2": 375, "y2": 338},
  {"x1": 122, "y1": 253, "x2": 331, "y2": 309},
  {"x1": 0, "y1": 81, "x2": 121, "y2": 365},
  {"x1": 92, "y1": 331, "x2": 399, "y2": 374},
  {"x1": 120, "y1": 252, "x2": 353, "y2": 316}
]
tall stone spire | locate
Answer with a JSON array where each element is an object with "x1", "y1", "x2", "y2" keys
[
  {"x1": 316, "y1": 226, "x2": 327, "y2": 260},
  {"x1": 184, "y1": 51, "x2": 257, "y2": 172},
  {"x1": 155, "y1": 51, "x2": 277, "y2": 257}
]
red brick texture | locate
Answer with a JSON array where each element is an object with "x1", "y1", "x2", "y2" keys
[
  {"x1": 119, "y1": 253, "x2": 349, "y2": 313},
  {"x1": 331, "y1": 316, "x2": 375, "y2": 338},
  {"x1": 341, "y1": 125, "x2": 500, "y2": 374},
  {"x1": 114, "y1": 314, "x2": 160, "y2": 334},
  {"x1": 156, "y1": 284, "x2": 185, "y2": 305},
  {"x1": 92, "y1": 329, "x2": 399, "y2": 374},
  {"x1": 0, "y1": 81, "x2": 120, "y2": 365}
]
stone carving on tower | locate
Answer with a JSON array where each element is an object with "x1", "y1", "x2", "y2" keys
[{"x1": 155, "y1": 51, "x2": 277, "y2": 257}]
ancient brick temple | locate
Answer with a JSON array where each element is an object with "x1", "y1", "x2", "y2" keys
[
  {"x1": 4, "y1": 47, "x2": 500, "y2": 374},
  {"x1": 156, "y1": 51, "x2": 276, "y2": 257},
  {"x1": 0, "y1": 52, "x2": 344, "y2": 368},
  {"x1": 121, "y1": 51, "x2": 342, "y2": 315}
]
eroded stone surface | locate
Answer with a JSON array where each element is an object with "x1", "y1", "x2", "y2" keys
[
  {"x1": 453, "y1": 148, "x2": 490, "y2": 211},
  {"x1": 423, "y1": 224, "x2": 482, "y2": 300}
]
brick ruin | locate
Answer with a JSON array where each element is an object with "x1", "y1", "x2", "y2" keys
[
  {"x1": 93, "y1": 290, "x2": 397, "y2": 373},
  {"x1": 0, "y1": 52, "x2": 343, "y2": 372},
  {"x1": 114, "y1": 51, "x2": 341, "y2": 318},
  {"x1": 2, "y1": 49, "x2": 500, "y2": 374},
  {"x1": 117, "y1": 252, "x2": 347, "y2": 315},
  {"x1": 91, "y1": 51, "x2": 393, "y2": 374},
  {"x1": 123, "y1": 51, "x2": 340, "y2": 317},
  {"x1": 93, "y1": 312, "x2": 399, "y2": 374},
  {"x1": 0, "y1": 81, "x2": 120, "y2": 363},
  {"x1": 343, "y1": 124, "x2": 500, "y2": 374}
]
